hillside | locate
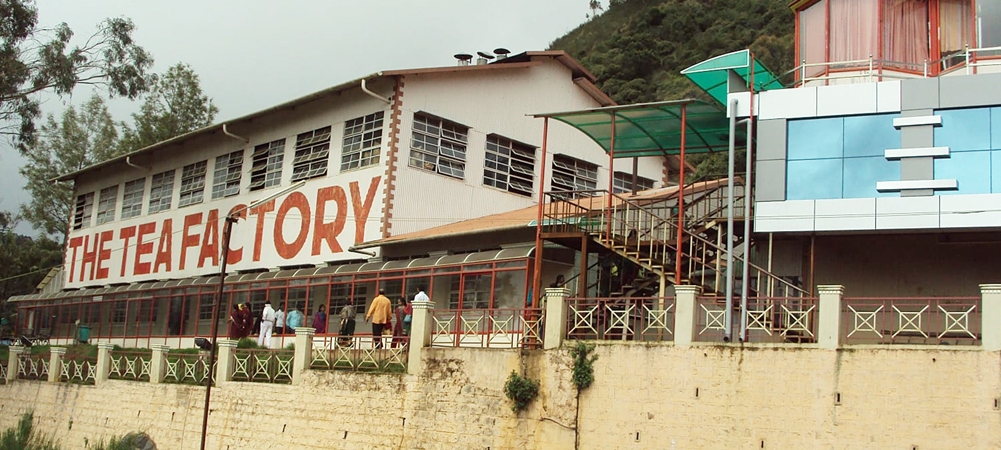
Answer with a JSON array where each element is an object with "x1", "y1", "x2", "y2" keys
[{"x1": 549, "y1": 0, "x2": 795, "y2": 104}]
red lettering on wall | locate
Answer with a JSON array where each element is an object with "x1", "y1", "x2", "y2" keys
[
  {"x1": 153, "y1": 219, "x2": 173, "y2": 273},
  {"x1": 134, "y1": 222, "x2": 156, "y2": 276},
  {"x1": 119, "y1": 226, "x2": 137, "y2": 277},
  {"x1": 67, "y1": 236, "x2": 84, "y2": 283},
  {"x1": 95, "y1": 230, "x2": 114, "y2": 280},
  {"x1": 198, "y1": 209, "x2": 219, "y2": 269},
  {"x1": 350, "y1": 176, "x2": 381, "y2": 244},
  {"x1": 274, "y1": 191, "x2": 312, "y2": 259},
  {"x1": 179, "y1": 212, "x2": 203, "y2": 270},
  {"x1": 80, "y1": 234, "x2": 99, "y2": 282},
  {"x1": 227, "y1": 204, "x2": 247, "y2": 264},
  {"x1": 311, "y1": 186, "x2": 346, "y2": 255},
  {"x1": 249, "y1": 200, "x2": 275, "y2": 262}
]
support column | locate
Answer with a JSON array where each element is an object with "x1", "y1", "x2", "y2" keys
[
  {"x1": 408, "y1": 299, "x2": 434, "y2": 375},
  {"x1": 817, "y1": 285, "x2": 844, "y2": 349},
  {"x1": 149, "y1": 345, "x2": 169, "y2": 384},
  {"x1": 95, "y1": 342, "x2": 113, "y2": 385},
  {"x1": 979, "y1": 284, "x2": 1001, "y2": 351},
  {"x1": 292, "y1": 327, "x2": 315, "y2": 385},
  {"x1": 7, "y1": 346, "x2": 24, "y2": 383},
  {"x1": 216, "y1": 339, "x2": 238, "y2": 385},
  {"x1": 544, "y1": 287, "x2": 569, "y2": 350},
  {"x1": 674, "y1": 285, "x2": 701, "y2": 347},
  {"x1": 48, "y1": 347, "x2": 66, "y2": 383}
]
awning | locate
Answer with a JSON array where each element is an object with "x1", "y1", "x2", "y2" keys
[
  {"x1": 680, "y1": 49, "x2": 783, "y2": 106},
  {"x1": 533, "y1": 99, "x2": 739, "y2": 158}
]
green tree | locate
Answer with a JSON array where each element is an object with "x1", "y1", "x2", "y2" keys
[
  {"x1": 19, "y1": 94, "x2": 118, "y2": 239},
  {"x1": 118, "y1": 63, "x2": 219, "y2": 153},
  {"x1": 0, "y1": 0, "x2": 154, "y2": 153},
  {"x1": 0, "y1": 212, "x2": 62, "y2": 327}
]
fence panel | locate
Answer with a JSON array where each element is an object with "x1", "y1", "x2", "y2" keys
[
  {"x1": 232, "y1": 349, "x2": 293, "y2": 384},
  {"x1": 566, "y1": 297, "x2": 675, "y2": 341},
  {"x1": 310, "y1": 334, "x2": 408, "y2": 372},
  {"x1": 108, "y1": 351, "x2": 152, "y2": 382},
  {"x1": 432, "y1": 308, "x2": 544, "y2": 349},
  {"x1": 842, "y1": 297, "x2": 981, "y2": 345}
]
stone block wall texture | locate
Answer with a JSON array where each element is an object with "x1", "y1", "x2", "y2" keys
[{"x1": 0, "y1": 345, "x2": 997, "y2": 449}]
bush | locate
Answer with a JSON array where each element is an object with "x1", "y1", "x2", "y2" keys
[
  {"x1": 503, "y1": 371, "x2": 539, "y2": 413},
  {"x1": 571, "y1": 341, "x2": 598, "y2": 391},
  {"x1": 236, "y1": 338, "x2": 259, "y2": 349},
  {"x1": 0, "y1": 412, "x2": 59, "y2": 450}
]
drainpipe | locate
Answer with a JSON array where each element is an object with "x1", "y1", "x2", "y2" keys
[
  {"x1": 348, "y1": 246, "x2": 377, "y2": 258},
  {"x1": 222, "y1": 124, "x2": 249, "y2": 143},
  {"x1": 361, "y1": 78, "x2": 391, "y2": 105},
  {"x1": 126, "y1": 156, "x2": 148, "y2": 171}
]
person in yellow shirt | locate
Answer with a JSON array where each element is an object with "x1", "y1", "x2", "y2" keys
[{"x1": 365, "y1": 289, "x2": 393, "y2": 348}]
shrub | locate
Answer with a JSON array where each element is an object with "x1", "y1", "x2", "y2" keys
[
  {"x1": 571, "y1": 341, "x2": 598, "y2": 391},
  {"x1": 503, "y1": 371, "x2": 540, "y2": 413}
]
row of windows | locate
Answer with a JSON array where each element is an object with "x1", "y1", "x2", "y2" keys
[
  {"x1": 72, "y1": 110, "x2": 626, "y2": 229},
  {"x1": 72, "y1": 113, "x2": 385, "y2": 230}
]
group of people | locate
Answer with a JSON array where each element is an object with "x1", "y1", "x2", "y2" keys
[
  {"x1": 224, "y1": 285, "x2": 428, "y2": 350},
  {"x1": 336, "y1": 286, "x2": 424, "y2": 349},
  {"x1": 226, "y1": 301, "x2": 320, "y2": 349}
]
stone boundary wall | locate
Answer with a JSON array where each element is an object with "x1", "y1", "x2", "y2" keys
[{"x1": 0, "y1": 344, "x2": 997, "y2": 449}]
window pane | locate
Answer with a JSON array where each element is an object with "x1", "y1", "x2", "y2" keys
[
  {"x1": 979, "y1": 1, "x2": 1001, "y2": 50},
  {"x1": 787, "y1": 159, "x2": 844, "y2": 200},
  {"x1": 843, "y1": 156, "x2": 898, "y2": 198},
  {"x1": 799, "y1": 0, "x2": 827, "y2": 76},
  {"x1": 935, "y1": 108, "x2": 991, "y2": 152},
  {"x1": 882, "y1": 0, "x2": 929, "y2": 68},
  {"x1": 935, "y1": 150, "x2": 990, "y2": 195},
  {"x1": 830, "y1": 0, "x2": 879, "y2": 61},
  {"x1": 940, "y1": 0, "x2": 973, "y2": 59},
  {"x1": 787, "y1": 117, "x2": 844, "y2": 160},
  {"x1": 844, "y1": 113, "x2": 900, "y2": 157}
]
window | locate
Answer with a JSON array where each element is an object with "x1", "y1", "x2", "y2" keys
[
  {"x1": 799, "y1": 0, "x2": 827, "y2": 77},
  {"x1": 96, "y1": 185, "x2": 118, "y2": 225},
  {"x1": 292, "y1": 126, "x2": 331, "y2": 181},
  {"x1": 829, "y1": 0, "x2": 878, "y2": 62},
  {"x1": 882, "y1": 0, "x2": 929, "y2": 69},
  {"x1": 198, "y1": 296, "x2": 215, "y2": 320},
  {"x1": 980, "y1": 1, "x2": 1001, "y2": 51},
  {"x1": 612, "y1": 172, "x2": 655, "y2": 194},
  {"x1": 484, "y1": 135, "x2": 535, "y2": 197},
  {"x1": 121, "y1": 178, "x2": 145, "y2": 219},
  {"x1": 148, "y1": 170, "x2": 175, "y2": 214},
  {"x1": 341, "y1": 112, "x2": 384, "y2": 171},
  {"x1": 939, "y1": 0, "x2": 973, "y2": 64},
  {"x1": 410, "y1": 113, "x2": 468, "y2": 179},
  {"x1": 178, "y1": 161, "x2": 207, "y2": 207},
  {"x1": 111, "y1": 302, "x2": 127, "y2": 323},
  {"x1": 72, "y1": 192, "x2": 94, "y2": 230},
  {"x1": 551, "y1": 154, "x2": 598, "y2": 197},
  {"x1": 212, "y1": 150, "x2": 243, "y2": 199},
  {"x1": 249, "y1": 139, "x2": 285, "y2": 191}
]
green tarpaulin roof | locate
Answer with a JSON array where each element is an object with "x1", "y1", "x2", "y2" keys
[
  {"x1": 533, "y1": 99, "x2": 740, "y2": 158},
  {"x1": 680, "y1": 49, "x2": 783, "y2": 106}
]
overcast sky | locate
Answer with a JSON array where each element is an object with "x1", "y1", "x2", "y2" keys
[{"x1": 1, "y1": 0, "x2": 594, "y2": 235}]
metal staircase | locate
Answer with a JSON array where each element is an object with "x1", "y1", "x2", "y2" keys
[{"x1": 542, "y1": 177, "x2": 808, "y2": 298}]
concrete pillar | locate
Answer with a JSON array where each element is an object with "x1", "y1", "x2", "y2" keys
[
  {"x1": 292, "y1": 327, "x2": 315, "y2": 385},
  {"x1": 544, "y1": 287, "x2": 570, "y2": 350},
  {"x1": 149, "y1": 345, "x2": 169, "y2": 384},
  {"x1": 215, "y1": 339, "x2": 237, "y2": 385},
  {"x1": 980, "y1": 284, "x2": 1001, "y2": 351},
  {"x1": 48, "y1": 347, "x2": 66, "y2": 383},
  {"x1": 817, "y1": 285, "x2": 845, "y2": 349},
  {"x1": 408, "y1": 299, "x2": 434, "y2": 375},
  {"x1": 95, "y1": 342, "x2": 114, "y2": 385},
  {"x1": 7, "y1": 346, "x2": 24, "y2": 383},
  {"x1": 674, "y1": 285, "x2": 701, "y2": 347}
]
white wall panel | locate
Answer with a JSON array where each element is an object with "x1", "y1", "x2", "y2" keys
[
  {"x1": 816, "y1": 83, "x2": 877, "y2": 117},
  {"x1": 754, "y1": 200, "x2": 815, "y2": 232},
  {"x1": 875, "y1": 196, "x2": 939, "y2": 229},
  {"x1": 758, "y1": 87, "x2": 818, "y2": 120},
  {"x1": 940, "y1": 193, "x2": 1001, "y2": 228},
  {"x1": 876, "y1": 80, "x2": 901, "y2": 113},
  {"x1": 726, "y1": 92, "x2": 759, "y2": 118},
  {"x1": 814, "y1": 198, "x2": 876, "y2": 231}
]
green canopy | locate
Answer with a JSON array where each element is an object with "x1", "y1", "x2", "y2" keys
[
  {"x1": 533, "y1": 99, "x2": 740, "y2": 158},
  {"x1": 680, "y1": 49, "x2": 783, "y2": 106}
]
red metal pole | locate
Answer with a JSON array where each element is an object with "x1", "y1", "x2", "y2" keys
[
  {"x1": 675, "y1": 104, "x2": 687, "y2": 285},
  {"x1": 606, "y1": 114, "x2": 616, "y2": 243},
  {"x1": 532, "y1": 118, "x2": 549, "y2": 307}
]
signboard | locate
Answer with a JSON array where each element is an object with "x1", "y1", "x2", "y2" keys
[{"x1": 63, "y1": 173, "x2": 383, "y2": 289}]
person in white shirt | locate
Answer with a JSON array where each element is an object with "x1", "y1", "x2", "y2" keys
[
  {"x1": 274, "y1": 306, "x2": 286, "y2": 336},
  {"x1": 258, "y1": 300, "x2": 276, "y2": 348}
]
